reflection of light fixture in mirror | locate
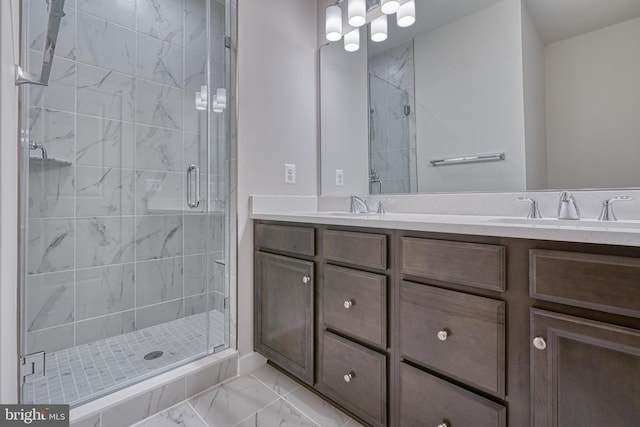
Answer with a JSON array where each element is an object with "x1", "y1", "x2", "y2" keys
[
  {"x1": 212, "y1": 88, "x2": 226, "y2": 113},
  {"x1": 370, "y1": 15, "x2": 387, "y2": 42},
  {"x1": 380, "y1": 0, "x2": 400, "y2": 15},
  {"x1": 344, "y1": 28, "x2": 360, "y2": 52},
  {"x1": 348, "y1": 0, "x2": 366, "y2": 27},
  {"x1": 195, "y1": 85, "x2": 207, "y2": 110},
  {"x1": 397, "y1": 0, "x2": 416, "y2": 27},
  {"x1": 326, "y1": 4, "x2": 342, "y2": 41}
]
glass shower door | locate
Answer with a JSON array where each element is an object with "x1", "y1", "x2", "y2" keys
[{"x1": 19, "y1": 0, "x2": 230, "y2": 406}]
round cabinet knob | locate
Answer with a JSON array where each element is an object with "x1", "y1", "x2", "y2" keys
[
  {"x1": 343, "y1": 372, "x2": 355, "y2": 383},
  {"x1": 302, "y1": 276, "x2": 311, "y2": 284},
  {"x1": 437, "y1": 422, "x2": 450, "y2": 427},
  {"x1": 343, "y1": 299, "x2": 354, "y2": 309},
  {"x1": 437, "y1": 330, "x2": 449, "y2": 341},
  {"x1": 533, "y1": 336, "x2": 547, "y2": 350}
]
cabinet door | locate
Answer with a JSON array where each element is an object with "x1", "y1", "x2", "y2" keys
[
  {"x1": 531, "y1": 309, "x2": 640, "y2": 427},
  {"x1": 255, "y1": 252, "x2": 314, "y2": 384}
]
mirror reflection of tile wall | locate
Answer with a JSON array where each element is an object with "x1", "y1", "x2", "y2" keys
[{"x1": 368, "y1": 41, "x2": 417, "y2": 194}]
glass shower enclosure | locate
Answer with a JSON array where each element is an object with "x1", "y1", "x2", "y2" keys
[{"x1": 18, "y1": 0, "x2": 232, "y2": 406}]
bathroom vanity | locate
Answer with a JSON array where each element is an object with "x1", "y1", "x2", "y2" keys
[{"x1": 252, "y1": 210, "x2": 640, "y2": 427}]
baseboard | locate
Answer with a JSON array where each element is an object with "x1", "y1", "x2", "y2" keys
[{"x1": 238, "y1": 351, "x2": 267, "y2": 376}]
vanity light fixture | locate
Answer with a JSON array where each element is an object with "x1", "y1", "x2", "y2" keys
[
  {"x1": 370, "y1": 14, "x2": 387, "y2": 42},
  {"x1": 344, "y1": 28, "x2": 360, "y2": 52},
  {"x1": 348, "y1": 0, "x2": 366, "y2": 27},
  {"x1": 380, "y1": 0, "x2": 400, "y2": 15},
  {"x1": 397, "y1": 0, "x2": 416, "y2": 27},
  {"x1": 326, "y1": 4, "x2": 343, "y2": 41}
]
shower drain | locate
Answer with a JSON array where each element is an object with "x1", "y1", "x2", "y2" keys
[{"x1": 143, "y1": 351, "x2": 164, "y2": 361}]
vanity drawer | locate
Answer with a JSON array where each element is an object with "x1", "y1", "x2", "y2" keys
[
  {"x1": 531, "y1": 249, "x2": 640, "y2": 318},
  {"x1": 323, "y1": 230, "x2": 387, "y2": 270},
  {"x1": 400, "y1": 237, "x2": 505, "y2": 291},
  {"x1": 399, "y1": 362, "x2": 506, "y2": 427},
  {"x1": 320, "y1": 331, "x2": 387, "y2": 427},
  {"x1": 323, "y1": 265, "x2": 387, "y2": 348},
  {"x1": 255, "y1": 223, "x2": 315, "y2": 256},
  {"x1": 399, "y1": 281, "x2": 505, "y2": 396}
]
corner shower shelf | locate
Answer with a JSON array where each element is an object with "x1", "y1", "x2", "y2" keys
[{"x1": 29, "y1": 156, "x2": 72, "y2": 167}]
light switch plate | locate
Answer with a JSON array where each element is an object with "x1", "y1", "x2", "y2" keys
[
  {"x1": 336, "y1": 169, "x2": 344, "y2": 186},
  {"x1": 285, "y1": 163, "x2": 296, "y2": 184}
]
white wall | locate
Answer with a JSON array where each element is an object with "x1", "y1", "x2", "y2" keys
[
  {"x1": 414, "y1": 0, "x2": 527, "y2": 193},
  {"x1": 319, "y1": 36, "x2": 369, "y2": 196},
  {"x1": 237, "y1": 0, "x2": 318, "y2": 357},
  {"x1": 521, "y1": 0, "x2": 548, "y2": 190},
  {"x1": 0, "y1": 0, "x2": 19, "y2": 404},
  {"x1": 545, "y1": 17, "x2": 640, "y2": 189}
]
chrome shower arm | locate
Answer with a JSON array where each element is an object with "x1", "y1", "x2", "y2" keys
[{"x1": 15, "y1": 0, "x2": 66, "y2": 86}]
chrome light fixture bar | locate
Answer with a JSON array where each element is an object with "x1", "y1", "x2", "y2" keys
[
  {"x1": 326, "y1": 0, "x2": 415, "y2": 51},
  {"x1": 15, "y1": 0, "x2": 66, "y2": 86}
]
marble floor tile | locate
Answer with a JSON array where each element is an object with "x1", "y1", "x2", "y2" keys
[
  {"x1": 189, "y1": 375, "x2": 280, "y2": 427},
  {"x1": 234, "y1": 398, "x2": 319, "y2": 427},
  {"x1": 132, "y1": 402, "x2": 207, "y2": 427},
  {"x1": 250, "y1": 364, "x2": 301, "y2": 397},
  {"x1": 283, "y1": 386, "x2": 351, "y2": 427}
]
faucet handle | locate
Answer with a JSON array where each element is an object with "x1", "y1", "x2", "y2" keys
[
  {"x1": 598, "y1": 196, "x2": 633, "y2": 221},
  {"x1": 376, "y1": 199, "x2": 389, "y2": 214},
  {"x1": 517, "y1": 197, "x2": 542, "y2": 219}
]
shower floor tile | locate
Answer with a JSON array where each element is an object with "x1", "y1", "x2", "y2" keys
[{"x1": 23, "y1": 310, "x2": 226, "y2": 406}]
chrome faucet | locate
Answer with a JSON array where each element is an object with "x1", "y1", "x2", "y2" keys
[
  {"x1": 557, "y1": 191, "x2": 580, "y2": 220},
  {"x1": 350, "y1": 195, "x2": 370, "y2": 214},
  {"x1": 598, "y1": 196, "x2": 632, "y2": 221},
  {"x1": 517, "y1": 197, "x2": 542, "y2": 219}
]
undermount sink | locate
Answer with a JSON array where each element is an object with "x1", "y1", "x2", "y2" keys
[
  {"x1": 325, "y1": 211, "x2": 381, "y2": 217},
  {"x1": 484, "y1": 217, "x2": 640, "y2": 229}
]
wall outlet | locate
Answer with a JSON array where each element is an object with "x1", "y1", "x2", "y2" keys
[
  {"x1": 285, "y1": 163, "x2": 296, "y2": 184},
  {"x1": 336, "y1": 169, "x2": 344, "y2": 186}
]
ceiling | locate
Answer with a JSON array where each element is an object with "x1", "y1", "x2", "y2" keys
[{"x1": 366, "y1": 0, "x2": 640, "y2": 56}]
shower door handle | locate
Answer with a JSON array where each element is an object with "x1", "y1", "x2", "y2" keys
[{"x1": 187, "y1": 164, "x2": 201, "y2": 209}]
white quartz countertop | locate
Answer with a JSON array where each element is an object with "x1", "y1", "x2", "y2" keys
[{"x1": 250, "y1": 208, "x2": 640, "y2": 247}]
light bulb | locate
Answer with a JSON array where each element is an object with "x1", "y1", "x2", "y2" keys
[
  {"x1": 326, "y1": 5, "x2": 342, "y2": 42},
  {"x1": 397, "y1": 0, "x2": 416, "y2": 28},
  {"x1": 380, "y1": 0, "x2": 400, "y2": 15},
  {"x1": 348, "y1": 0, "x2": 366, "y2": 28},
  {"x1": 370, "y1": 15, "x2": 387, "y2": 42},
  {"x1": 344, "y1": 28, "x2": 360, "y2": 52}
]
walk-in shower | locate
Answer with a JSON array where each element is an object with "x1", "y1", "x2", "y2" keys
[{"x1": 17, "y1": 0, "x2": 234, "y2": 407}]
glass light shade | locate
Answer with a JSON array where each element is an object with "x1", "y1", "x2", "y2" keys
[
  {"x1": 216, "y1": 88, "x2": 227, "y2": 107},
  {"x1": 397, "y1": 0, "x2": 416, "y2": 27},
  {"x1": 370, "y1": 15, "x2": 387, "y2": 42},
  {"x1": 344, "y1": 28, "x2": 360, "y2": 52},
  {"x1": 348, "y1": 0, "x2": 366, "y2": 27},
  {"x1": 380, "y1": 0, "x2": 400, "y2": 15},
  {"x1": 326, "y1": 5, "x2": 342, "y2": 41}
]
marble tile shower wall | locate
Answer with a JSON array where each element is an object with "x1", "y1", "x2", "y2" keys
[
  {"x1": 25, "y1": 0, "x2": 227, "y2": 355},
  {"x1": 368, "y1": 41, "x2": 417, "y2": 194}
]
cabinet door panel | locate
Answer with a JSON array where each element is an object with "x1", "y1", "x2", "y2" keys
[
  {"x1": 531, "y1": 309, "x2": 640, "y2": 427},
  {"x1": 255, "y1": 252, "x2": 314, "y2": 384}
]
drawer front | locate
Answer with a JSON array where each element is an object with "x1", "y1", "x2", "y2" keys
[
  {"x1": 531, "y1": 249, "x2": 640, "y2": 318},
  {"x1": 399, "y1": 281, "x2": 505, "y2": 396},
  {"x1": 320, "y1": 332, "x2": 387, "y2": 427},
  {"x1": 323, "y1": 230, "x2": 387, "y2": 270},
  {"x1": 399, "y1": 362, "x2": 506, "y2": 427},
  {"x1": 323, "y1": 265, "x2": 387, "y2": 348},
  {"x1": 255, "y1": 223, "x2": 315, "y2": 256},
  {"x1": 401, "y1": 237, "x2": 505, "y2": 291}
]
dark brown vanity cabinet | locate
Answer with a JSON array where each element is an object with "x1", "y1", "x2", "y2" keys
[
  {"x1": 254, "y1": 221, "x2": 640, "y2": 427},
  {"x1": 254, "y1": 224, "x2": 315, "y2": 385},
  {"x1": 529, "y1": 249, "x2": 640, "y2": 427}
]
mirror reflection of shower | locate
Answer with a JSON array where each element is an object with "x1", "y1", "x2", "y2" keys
[{"x1": 367, "y1": 40, "x2": 417, "y2": 194}]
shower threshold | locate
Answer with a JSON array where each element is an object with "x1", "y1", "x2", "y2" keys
[{"x1": 23, "y1": 310, "x2": 225, "y2": 406}]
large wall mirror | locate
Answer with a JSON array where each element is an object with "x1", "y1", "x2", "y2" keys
[{"x1": 319, "y1": 0, "x2": 640, "y2": 195}]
